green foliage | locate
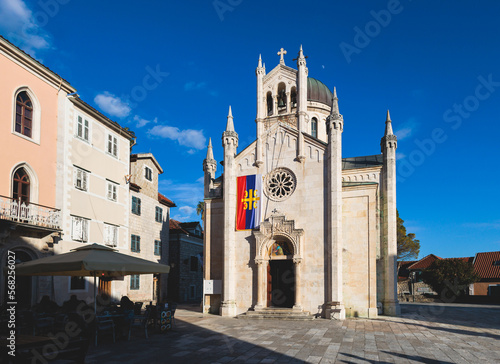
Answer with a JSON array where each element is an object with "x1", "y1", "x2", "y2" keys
[
  {"x1": 421, "y1": 259, "x2": 480, "y2": 300},
  {"x1": 397, "y1": 210, "x2": 420, "y2": 260},
  {"x1": 196, "y1": 201, "x2": 205, "y2": 220}
]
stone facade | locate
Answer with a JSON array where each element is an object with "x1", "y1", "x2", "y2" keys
[
  {"x1": 168, "y1": 221, "x2": 203, "y2": 303},
  {"x1": 203, "y1": 47, "x2": 399, "y2": 318},
  {"x1": 127, "y1": 154, "x2": 173, "y2": 303}
]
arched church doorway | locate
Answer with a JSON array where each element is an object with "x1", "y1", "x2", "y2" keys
[{"x1": 267, "y1": 241, "x2": 295, "y2": 308}]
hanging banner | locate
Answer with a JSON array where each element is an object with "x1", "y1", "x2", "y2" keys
[{"x1": 236, "y1": 174, "x2": 262, "y2": 230}]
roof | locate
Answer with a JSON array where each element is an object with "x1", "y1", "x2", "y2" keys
[
  {"x1": 408, "y1": 254, "x2": 442, "y2": 270},
  {"x1": 169, "y1": 219, "x2": 190, "y2": 235},
  {"x1": 179, "y1": 222, "x2": 202, "y2": 229},
  {"x1": 70, "y1": 97, "x2": 136, "y2": 140},
  {"x1": 0, "y1": 36, "x2": 75, "y2": 93},
  {"x1": 130, "y1": 153, "x2": 163, "y2": 174},
  {"x1": 342, "y1": 155, "x2": 383, "y2": 170},
  {"x1": 473, "y1": 251, "x2": 500, "y2": 279},
  {"x1": 307, "y1": 77, "x2": 333, "y2": 106},
  {"x1": 129, "y1": 182, "x2": 141, "y2": 192},
  {"x1": 158, "y1": 193, "x2": 176, "y2": 207}
]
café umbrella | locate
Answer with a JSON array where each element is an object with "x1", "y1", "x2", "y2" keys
[{"x1": 14, "y1": 243, "x2": 170, "y2": 314}]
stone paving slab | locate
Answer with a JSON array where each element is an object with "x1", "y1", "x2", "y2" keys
[{"x1": 84, "y1": 303, "x2": 500, "y2": 363}]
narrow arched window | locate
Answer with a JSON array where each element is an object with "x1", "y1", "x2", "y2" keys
[
  {"x1": 290, "y1": 87, "x2": 297, "y2": 108},
  {"x1": 15, "y1": 91, "x2": 33, "y2": 138},
  {"x1": 311, "y1": 117, "x2": 318, "y2": 138},
  {"x1": 13, "y1": 168, "x2": 30, "y2": 204},
  {"x1": 266, "y1": 91, "x2": 273, "y2": 116},
  {"x1": 277, "y1": 82, "x2": 286, "y2": 110}
]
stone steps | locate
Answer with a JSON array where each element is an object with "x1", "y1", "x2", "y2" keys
[{"x1": 238, "y1": 308, "x2": 316, "y2": 320}]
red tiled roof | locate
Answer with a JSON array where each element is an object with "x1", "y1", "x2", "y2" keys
[
  {"x1": 408, "y1": 254, "x2": 442, "y2": 270},
  {"x1": 169, "y1": 219, "x2": 189, "y2": 235},
  {"x1": 473, "y1": 251, "x2": 500, "y2": 279},
  {"x1": 158, "y1": 193, "x2": 176, "y2": 207}
]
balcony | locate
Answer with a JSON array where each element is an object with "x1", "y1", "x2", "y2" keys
[{"x1": 0, "y1": 195, "x2": 61, "y2": 231}]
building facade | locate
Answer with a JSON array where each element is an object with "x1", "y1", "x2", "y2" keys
[
  {"x1": 203, "y1": 47, "x2": 399, "y2": 318},
  {"x1": 128, "y1": 153, "x2": 174, "y2": 303},
  {"x1": 168, "y1": 220, "x2": 203, "y2": 303},
  {"x1": 0, "y1": 36, "x2": 75, "y2": 307}
]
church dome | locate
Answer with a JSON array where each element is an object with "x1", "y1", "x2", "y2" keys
[{"x1": 307, "y1": 77, "x2": 333, "y2": 106}]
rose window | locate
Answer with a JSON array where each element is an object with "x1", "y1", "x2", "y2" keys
[{"x1": 265, "y1": 168, "x2": 296, "y2": 201}]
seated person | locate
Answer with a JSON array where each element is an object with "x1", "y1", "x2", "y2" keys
[
  {"x1": 119, "y1": 296, "x2": 134, "y2": 312},
  {"x1": 62, "y1": 294, "x2": 85, "y2": 313},
  {"x1": 34, "y1": 295, "x2": 59, "y2": 314}
]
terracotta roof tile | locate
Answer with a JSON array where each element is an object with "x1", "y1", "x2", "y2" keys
[
  {"x1": 473, "y1": 251, "x2": 500, "y2": 279},
  {"x1": 169, "y1": 219, "x2": 189, "y2": 235},
  {"x1": 408, "y1": 254, "x2": 442, "y2": 270},
  {"x1": 158, "y1": 193, "x2": 176, "y2": 207}
]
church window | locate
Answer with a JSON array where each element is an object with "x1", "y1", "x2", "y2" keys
[
  {"x1": 265, "y1": 168, "x2": 297, "y2": 201},
  {"x1": 266, "y1": 91, "x2": 273, "y2": 116},
  {"x1": 311, "y1": 117, "x2": 318, "y2": 138},
  {"x1": 291, "y1": 87, "x2": 297, "y2": 108},
  {"x1": 277, "y1": 83, "x2": 286, "y2": 110},
  {"x1": 15, "y1": 91, "x2": 33, "y2": 138}
]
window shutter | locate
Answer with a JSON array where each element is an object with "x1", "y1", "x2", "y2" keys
[
  {"x1": 82, "y1": 219, "x2": 88, "y2": 242},
  {"x1": 107, "y1": 184, "x2": 112, "y2": 200},
  {"x1": 113, "y1": 137, "x2": 117, "y2": 157},
  {"x1": 112, "y1": 226, "x2": 117, "y2": 246},
  {"x1": 82, "y1": 172, "x2": 87, "y2": 191},
  {"x1": 84, "y1": 119, "x2": 89, "y2": 141},
  {"x1": 74, "y1": 169, "x2": 79, "y2": 188},
  {"x1": 77, "y1": 116, "x2": 82, "y2": 137},
  {"x1": 113, "y1": 185, "x2": 117, "y2": 201}
]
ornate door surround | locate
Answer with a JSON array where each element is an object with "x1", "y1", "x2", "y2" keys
[{"x1": 253, "y1": 215, "x2": 304, "y2": 310}]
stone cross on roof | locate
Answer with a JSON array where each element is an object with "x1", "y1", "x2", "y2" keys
[{"x1": 277, "y1": 48, "x2": 287, "y2": 64}]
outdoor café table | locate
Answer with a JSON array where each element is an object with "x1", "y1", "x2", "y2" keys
[{"x1": 1, "y1": 334, "x2": 52, "y2": 363}]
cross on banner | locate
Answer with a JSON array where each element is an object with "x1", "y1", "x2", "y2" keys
[{"x1": 242, "y1": 189, "x2": 260, "y2": 210}]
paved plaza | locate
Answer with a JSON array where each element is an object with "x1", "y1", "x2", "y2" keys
[{"x1": 85, "y1": 303, "x2": 500, "y2": 363}]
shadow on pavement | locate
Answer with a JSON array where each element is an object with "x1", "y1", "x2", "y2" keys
[{"x1": 85, "y1": 316, "x2": 305, "y2": 364}]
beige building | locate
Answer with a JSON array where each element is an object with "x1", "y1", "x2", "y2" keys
[
  {"x1": 127, "y1": 153, "x2": 174, "y2": 303},
  {"x1": 203, "y1": 47, "x2": 399, "y2": 318},
  {"x1": 53, "y1": 95, "x2": 136, "y2": 304},
  {"x1": 0, "y1": 36, "x2": 75, "y2": 307}
]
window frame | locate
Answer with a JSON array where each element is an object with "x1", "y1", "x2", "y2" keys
[
  {"x1": 155, "y1": 206, "x2": 163, "y2": 222},
  {"x1": 103, "y1": 223, "x2": 118, "y2": 247},
  {"x1": 106, "y1": 133, "x2": 118, "y2": 158},
  {"x1": 106, "y1": 181, "x2": 118, "y2": 202},
  {"x1": 71, "y1": 216, "x2": 89, "y2": 242},
  {"x1": 131, "y1": 234, "x2": 141, "y2": 252},
  {"x1": 74, "y1": 167, "x2": 89, "y2": 191},
  {"x1": 145, "y1": 166, "x2": 152, "y2": 181},
  {"x1": 154, "y1": 240, "x2": 161, "y2": 256},
  {"x1": 75, "y1": 115, "x2": 91, "y2": 142},
  {"x1": 69, "y1": 276, "x2": 87, "y2": 292},
  {"x1": 131, "y1": 196, "x2": 141, "y2": 215},
  {"x1": 311, "y1": 117, "x2": 318, "y2": 139},
  {"x1": 130, "y1": 274, "x2": 140, "y2": 290},
  {"x1": 12, "y1": 88, "x2": 41, "y2": 144}
]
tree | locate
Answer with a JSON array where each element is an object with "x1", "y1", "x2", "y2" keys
[
  {"x1": 196, "y1": 201, "x2": 205, "y2": 220},
  {"x1": 397, "y1": 210, "x2": 420, "y2": 261},
  {"x1": 421, "y1": 259, "x2": 480, "y2": 300}
]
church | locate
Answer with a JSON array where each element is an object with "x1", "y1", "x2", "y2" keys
[{"x1": 202, "y1": 47, "x2": 399, "y2": 319}]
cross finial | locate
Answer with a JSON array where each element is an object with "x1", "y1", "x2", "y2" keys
[{"x1": 277, "y1": 48, "x2": 287, "y2": 64}]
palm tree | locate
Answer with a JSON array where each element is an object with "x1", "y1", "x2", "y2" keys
[{"x1": 196, "y1": 201, "x2": 205, "y2": 220}]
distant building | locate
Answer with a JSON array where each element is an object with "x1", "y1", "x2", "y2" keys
[
  {"x1": 127, "y1": 153, "x2": 175, "y2": 303},
  {"x1": 168, "y1": 220, "x2": 203, "y2": 303},
  {"x1": 470, "y1": 251, "x2": 500, "y2": 296}
]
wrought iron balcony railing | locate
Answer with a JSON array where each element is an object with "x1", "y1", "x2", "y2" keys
[{"x1": 0, "y1": 195, "x2": 61, "y2": 230}]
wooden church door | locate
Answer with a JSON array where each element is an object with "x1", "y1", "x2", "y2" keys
[{"x1": 267, "y1": 263, "x2": 272, "y2": 306}]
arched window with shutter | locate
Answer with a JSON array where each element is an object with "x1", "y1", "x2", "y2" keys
[
  {"x1": 15, "y1": 91, "x2": 33, "y2": 138},
  {"x1": 13, "y1": 167, "x2": 30, "y2": 204}
]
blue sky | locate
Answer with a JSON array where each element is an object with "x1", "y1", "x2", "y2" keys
[{"x1": 1, "y1": 0, "x2": 499, "y2": 259}]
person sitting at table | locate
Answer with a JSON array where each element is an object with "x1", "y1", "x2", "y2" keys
[
  {"x1": 34, "y1": 295, "x2": 59, "y2": 314},
  {"x1": 62, "y1": 295, "x2": 85, "y2": 313},
  {"x1": 119, "y1": 296, "x2": 134, "y2": 312}
]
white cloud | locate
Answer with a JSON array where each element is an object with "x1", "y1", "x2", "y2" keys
[
  {"x1": 184, "y1": 81, "x2": 207, "y2": 91},
  {"x1": 94, "y1": 92, "x2": 131, "y2": 118},
  {"x1": 159, "y1": 179, "x2": 203, "y2": 223},
  {"x1": 395, "y1": 127, "x2": 412, "y2": 140},
  {"x1": 179, "y1": 206, "x2": 195, "y2": 215},
  {"x1": 148, "y1": 125, "x2": 206, "y2": 150},
  {"x1": 463, "y1": 221, "x2": 500, "y2": 230},
  {"x1": 0, "y1": 0, "x2": 51, "y2": 57},
  {"x1": 396, "y1": 152, "x2": 406, "y2": 160},
  {"x1": 394, "y1": 117, "x2": 418, "y2": 141},
  {"x1": 134, "y1": 115, "x2": 157, "y2": 128}
]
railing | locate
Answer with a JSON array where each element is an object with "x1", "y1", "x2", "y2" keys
[{"x1": 0, "y1": 195, "x2": 61, "y2": 230}]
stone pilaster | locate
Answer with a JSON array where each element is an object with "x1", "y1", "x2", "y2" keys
[
  {"x1": 255, "y1": 258, "x2": 266, "y2": 309},
  {"x1": 221, "y1": 107, "x2": 238, "y2": 317},
  {"x1": 381, "y1": 110, "x2": 400, "y2": 316},
  {"x1": 296, "y1": 46, "x2": 307, "y2": 162},
  {"x1": 325, "y1": 90, "x2": 345, "y2": 319},
  {"x1": 293, "y1": 258, "x2": 302, "y2": 310}
]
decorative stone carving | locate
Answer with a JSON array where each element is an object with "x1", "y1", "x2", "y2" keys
[{"x1": 264, "y1": 168, "x2": 296, "y2": 202}]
